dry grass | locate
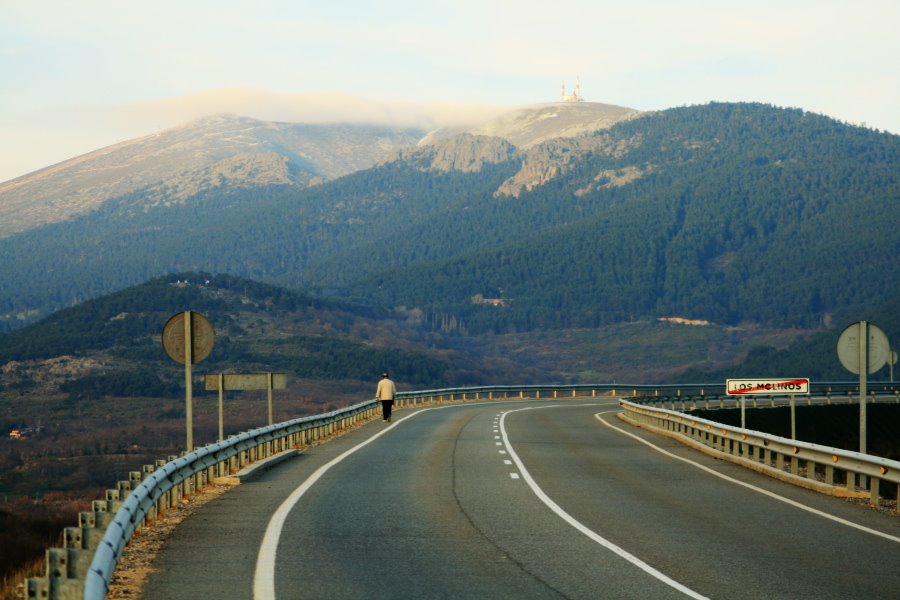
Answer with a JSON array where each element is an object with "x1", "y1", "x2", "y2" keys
[{"x1": 1, "y1": 556, "x2": 45, "y2": 600}]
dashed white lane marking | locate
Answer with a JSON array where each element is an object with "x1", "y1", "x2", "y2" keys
[
  {"x1": 510, "y1": 473, "x2": 520, "y2": 480},
  {"x1": 500, "y1": 406, "x2": 708, "y2": 600},
  {"x1": 504, "y1": 460, "x2": 512, "y2": 465},
  {"x1": 594, "y1": 412, "x2": 900, "y2": 544},
  {"x1": 256, "y1": 401, "x2": 549, "y2": 599}
]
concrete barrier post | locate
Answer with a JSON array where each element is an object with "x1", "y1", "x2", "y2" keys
[
  {"x1": 25, "y1": 575, "x2": 84, "y2": 600},
  {"x1": 105, "y1": 489, "x2": 121, "y2": 513},
  {"x1": 78, "y1": 512, "x2": 106, "y2": 551},
  {"x1": 25, "y1": 577, "x2": 49, "y2": 599},
  {"x1": 64, "y1": 527, "x2": 83, "y2": 550},
  {"x1": 869, "y1": 478, "x2": 880, "y2": 506}
]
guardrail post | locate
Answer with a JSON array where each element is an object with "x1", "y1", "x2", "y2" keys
[{"x1": 869, "y1": 478, "x2": 881, "y2": 506}]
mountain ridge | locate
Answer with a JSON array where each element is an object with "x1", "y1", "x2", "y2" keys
[
  {"x1": 418, "y1": 101, "x2": 642, "y2": 148},
  {"x1": 0, "y1": 115, "x2": 426, "y2": 238},
  {"x1": 0, "y1": 102, "x2": 896, "y2": 335},
  {"x1": 0, "y1": 102, "x2": 640, "y2": 238}
]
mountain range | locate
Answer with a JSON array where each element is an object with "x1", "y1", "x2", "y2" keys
[
  {"x1": 0, "y1": 115, "x2": 425, "y2": 238},
  {"x1": 4, "y1": 96, "x2": 898, "y2": 599},
  {"x1": 0, "y1": 100, "x2": 897, "y2": 340}
]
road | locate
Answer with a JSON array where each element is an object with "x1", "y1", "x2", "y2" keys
[{"x1": 141, "y1": 400, "x2": 900, "y2": 599}]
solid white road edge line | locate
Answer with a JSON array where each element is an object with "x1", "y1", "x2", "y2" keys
[
  {"x1": 500, "y1": 406, "x2": 709, "y2": 600},
  {"x1": 254, "y1": 398, "x2": 561, "y2": 599},
  {"x1": 253, "y1": 410, "x2": 425, "y2": 600},
  {"x1": 594, "y1": 411, "x2": 900, "y2": 544}
]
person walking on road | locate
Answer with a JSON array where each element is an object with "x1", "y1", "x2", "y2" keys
[{"x1": 376, "y1": 372, "x2": 396, "y2": 422}]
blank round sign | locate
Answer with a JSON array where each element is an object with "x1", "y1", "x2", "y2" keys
[
  {"x1": 836, "y1": 321, "x2": 889, "y2": 375},
  {"x1": 162, "y1": 311, "x2": 215, "y2": 364}
]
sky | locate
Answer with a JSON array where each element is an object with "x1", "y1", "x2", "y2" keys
[{"x1": 1, "y1": 0, "x2": 899, "y2": 182}]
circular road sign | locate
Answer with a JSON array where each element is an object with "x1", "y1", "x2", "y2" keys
[
  {"x1": 836, "y1": 321, "x2": 889, "y2": 375},
  {"x1": 162, "y1": 311, "x2": 215, "y2": 364}
]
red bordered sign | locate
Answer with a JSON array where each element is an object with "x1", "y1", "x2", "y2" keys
[{"x1": 726, "y1": 378, "x2": 810, "y2": 395}]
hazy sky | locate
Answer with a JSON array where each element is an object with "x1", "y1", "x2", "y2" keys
[{"x1": 2, "y1": 0, "x2": 898, "y2": 181}]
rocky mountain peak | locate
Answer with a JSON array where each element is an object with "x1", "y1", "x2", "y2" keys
[
  {"x1": 419, "y1": 101, "x2": 642, "y2": 149},
  {"x1": 395, "y1": 134, "x2": 517, "y2": 173},
  {"x1": 401, "y1": 102, "x2": 646, "y2": 196}
]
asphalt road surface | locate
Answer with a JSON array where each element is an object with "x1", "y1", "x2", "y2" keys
[{"x1": 141, "y1": 400, "x2": 900, "y2": 599}]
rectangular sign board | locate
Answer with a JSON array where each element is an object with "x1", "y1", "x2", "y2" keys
[
  {"x1": 204, "y1": 372, "x2": 287, "y2": 391},
  {"x1": 726, "y1": 378, "x2": 809, "y2": 395}
]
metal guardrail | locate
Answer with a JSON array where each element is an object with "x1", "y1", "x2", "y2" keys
[
  {"x1": 618, "y1": 399, "x2": 900, "y2": 510},
  {"x1": 24, "y1": 381, "x2": 900, "y2": 599},
  {"x1": 396, "y1": 382, "x2": 900, "y2": 408},
  {"x1": 622, "y1": 381, "x2": 900, "y2": 411},
  {"x1": 26, "y1": 399, "x2": 381, "y2": 600}
]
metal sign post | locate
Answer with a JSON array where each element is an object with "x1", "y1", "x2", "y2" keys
[
  {"x1": 218, "y1": 373, "x2": 225, "y2": 442},
  {"x1": 836, "y1": 321, "x2": 890, "y2": 457},
  {"x1": 267, "y1": 372, "x2": 273, "y2": 426},
  {"x1": 726, "y1": 378, "x2": 810, "y2": 436},
  {"x1": 185, "y1": 314, "x2": 193, "y2": 452},
  {"x1": 859, "y1": 324, "x2": 867, "y2": 456},
  {"x1": 162, "y1": 311, "x2": 215, "y2": 452},
  {"x1": 789, "y1": 395, "x2": 796, "y2": 440}
]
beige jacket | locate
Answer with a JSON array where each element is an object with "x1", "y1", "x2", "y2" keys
[{"x1": 376, "y1": 377, "x2": 396, "y2": 400}]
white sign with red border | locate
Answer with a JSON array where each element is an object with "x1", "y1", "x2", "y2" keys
[{"x1": 726, "y1": 378, "x2": 810, "y2": 395}]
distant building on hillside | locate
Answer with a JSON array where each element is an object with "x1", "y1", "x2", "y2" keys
[
  {"x1": 8, "y1": 426, "x2": 42, "y2": 439},
  {"x1": 471, "y1": 294, "x2": 507, "y2": 307},
  {"x1": 560, "y1": 78, "x2": 585, "y2": 102},
  {"x1": 657, "y1": 316, "x2": 711, "y2": 326}
]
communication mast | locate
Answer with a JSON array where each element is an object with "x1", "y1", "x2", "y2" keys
[{"x1": 559, "y1": 77, "x2": 584, "y2": 102}]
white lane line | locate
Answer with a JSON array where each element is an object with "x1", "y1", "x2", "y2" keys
[
  {"x1": 504, "y1": 460, "x2": 513, "y2": 465},
  {"x1": 500, "y1": 406, "x2": 708, "y2": 600},
  {"x1": 255, "y1": 399, "x2": 556, "y2": 599},
  {"x1": 595, "y1": 411, "x2": 900, "y2": 544},
  {"x1": 254, "y1": 410, "x2": 426, "y2": 600},
  {"x1": 510, "y1": 473, "x2": 520, "y2": 480}
]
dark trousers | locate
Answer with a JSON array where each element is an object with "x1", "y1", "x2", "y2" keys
[{"x1": 381, "y1": 400, "x2": 394, "y2": 420}]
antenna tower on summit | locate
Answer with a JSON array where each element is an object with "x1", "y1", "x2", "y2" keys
[{"x1": 560, "y1": 77, "x2": 584, "y2": 102}]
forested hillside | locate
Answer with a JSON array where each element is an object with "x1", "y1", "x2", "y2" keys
[
  {"x1": 680, "y1": 298, "x2": 900, "y2": 382},
  {"x1": 1, "y1": 102, "x2": 897, "y2": 334},
  {"x1": 336, "y1": 103, "x2": 900, "y2": 331},
  {"x1": 0, "y1": 273, "x2": 458, "y2": 390}
]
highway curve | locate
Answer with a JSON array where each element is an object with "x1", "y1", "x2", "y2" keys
[{"x1": 141, "y1": 400, "x2": 900, "y2": 599}]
